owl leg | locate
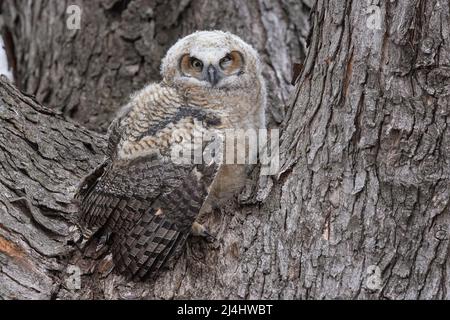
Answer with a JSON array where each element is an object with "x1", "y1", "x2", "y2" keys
[{"x1": 191, "y1": 222, "x2": 216, "y2": 241}]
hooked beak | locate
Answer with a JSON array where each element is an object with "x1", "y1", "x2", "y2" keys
[{"x1": 207, "y1": 65, "x2": 219, "y2": 86}]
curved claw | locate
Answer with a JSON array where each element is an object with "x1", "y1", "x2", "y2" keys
[{"x1": 192, "y1": 222, "x2": 217, "y2": 241}]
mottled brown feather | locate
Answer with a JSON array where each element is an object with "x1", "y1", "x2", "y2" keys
[{"x1": 75, "y1": 85, "x2": 221, "y2": 280}]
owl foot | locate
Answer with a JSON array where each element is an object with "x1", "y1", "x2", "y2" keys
[{"x1": 191, "y1": 222, "x2": 217, "y2": 242}]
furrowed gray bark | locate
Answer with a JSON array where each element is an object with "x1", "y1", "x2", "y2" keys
[
  {"x1": 0, "y1": 0, "x2": 449, "y2": 300},
  {"x1": 0, "y1": 77, "x2": 106, "y2": 299},
  {"x1": 276, "y1": 0, "x2": 450, "y2": 299}
]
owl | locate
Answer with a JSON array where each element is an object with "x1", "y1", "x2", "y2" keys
[{"x1": 75, "y1": 30, "x2": 266, "y2": 281}]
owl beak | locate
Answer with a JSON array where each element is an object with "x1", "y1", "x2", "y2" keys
[{"x1": 207, "y1": 65, "x2": 219, "y2": 86}]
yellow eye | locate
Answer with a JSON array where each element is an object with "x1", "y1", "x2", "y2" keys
[
  {"x1": 190, "y1": 58, "x2": 203, "y2": 70},
  {"x1": 220, "y1": 54, "x2": 232, "y2": 69}
]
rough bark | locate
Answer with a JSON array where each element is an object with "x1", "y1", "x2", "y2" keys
[
  {"x1": 1, "y1": 0, "x2": 449, "y2": 300},
  {"x1": 1, "y1": 0, "x2": 311, "y2": 132},
  {"x1": 276, "y1": 0, "x2": 450, "y2": 299},
  {"x1": 0, "y1": 78, "x2": 106, "y2": 299}
]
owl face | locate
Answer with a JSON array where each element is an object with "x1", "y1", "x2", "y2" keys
[
  {"x1": 161, "y1": 31, "x2": 261, "y2": 90},
  {"x1": 179, "y1": 50, "x2": 244, "y2": 87}
]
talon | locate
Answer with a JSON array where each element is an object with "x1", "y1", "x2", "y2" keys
[
  {"x1": 192, "y1": 222, "x2": 217, "y2": 241},
  {"x1": 202, "y1": 228, "x2": 217, "y2": 241}
]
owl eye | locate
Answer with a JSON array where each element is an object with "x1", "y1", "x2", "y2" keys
[
  {"x1": 190, "y1": 58, "x2": 203, "y2": 71},
  {"x1": 220, "y1": 54, "x2": 233, "y2": 69}
]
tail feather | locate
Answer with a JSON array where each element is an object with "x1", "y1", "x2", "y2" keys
[
  {"x1": 112, "y1": 212, "x2": 187, "y2": 280},
  {"x1": 147, "y1": 231, "x2": 189, "y2": 278}
]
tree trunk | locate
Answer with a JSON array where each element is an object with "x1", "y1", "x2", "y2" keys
[{"x1": 1, "y1": 0, "x2": 449, "y2": 300}]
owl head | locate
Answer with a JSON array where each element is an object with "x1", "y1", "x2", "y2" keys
[{"x1": 161, "y1": 31, "x2": 263, "y2": 90}]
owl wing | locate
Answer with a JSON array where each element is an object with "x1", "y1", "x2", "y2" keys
[{"x1": 76, "y1": 95, "x2": 221, "y2": 280}]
